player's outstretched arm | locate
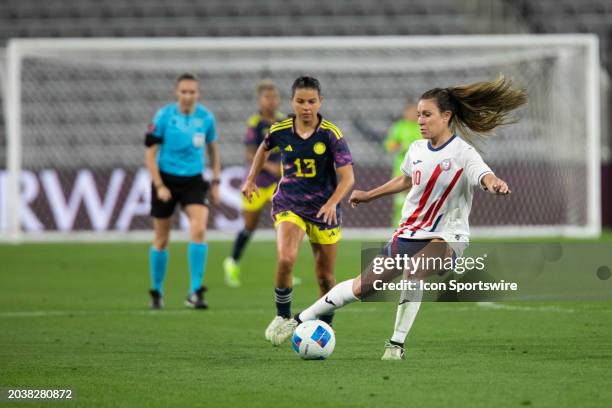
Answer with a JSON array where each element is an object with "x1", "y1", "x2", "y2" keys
[
  {"x1": 241, "y1": 144, "x2": 271, "y2": 203},
  {"x1": 316, "y1": 165, "x2": 355, "y2": 225},
  {"x1": 349, "y1": 174, "x2": 412, "y2": 208},
  {"x1": 481, "y1": 173, "x2": 511, "y2": 195}
]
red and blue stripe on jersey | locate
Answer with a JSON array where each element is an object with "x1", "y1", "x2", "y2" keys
[{"x1": 394, "y1": 163, "x2": 464, "y2": 239}]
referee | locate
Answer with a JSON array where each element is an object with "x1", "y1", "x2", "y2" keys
[{"x1": 144, "y1": 73, "x2": 221, "y2": 310}]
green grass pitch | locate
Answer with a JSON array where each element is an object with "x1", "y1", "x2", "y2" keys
[{"x1": 1, "y1": 236, "x2": 611, "y2": 407}]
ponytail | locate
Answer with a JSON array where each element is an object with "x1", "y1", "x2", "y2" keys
[{"x1": 421, "y1": 76, "x2": 527, "y2": 144}]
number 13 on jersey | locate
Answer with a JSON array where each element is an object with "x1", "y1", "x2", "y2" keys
[{"x1": 294, "y1": 158, "x2": 316, "y2": 178}]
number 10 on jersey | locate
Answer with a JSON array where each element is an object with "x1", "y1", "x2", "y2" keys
[{"x1": 294, "y1": 158, "x2": 316, "y2": 178}]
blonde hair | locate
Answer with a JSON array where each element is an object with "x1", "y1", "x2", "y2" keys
[
  {"x1": 255, "y1": 79, "x2": 278, "y2": 96},
  {"x1": 421, "y1": 76, "x2": 527, "y2": 143}
]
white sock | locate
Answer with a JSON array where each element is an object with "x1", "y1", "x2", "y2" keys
[
  {"x1": 390, "y1": 283, "x2": 423, "y2": 344},
  {"x1": 298, "y1": 279, "x2": 358, "y2": 322}
]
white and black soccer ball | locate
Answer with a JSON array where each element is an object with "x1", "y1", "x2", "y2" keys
[{"x1": 292, "y1": 320, "x2": 335, "y2": 360}]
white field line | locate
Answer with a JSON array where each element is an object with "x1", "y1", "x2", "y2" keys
[
  {"x1": 476, "y1": 302, "x2": 577, "y2": 313},
  {"x1": 4, "y1": 303, "x2": 607, "y2": 318},
  {"x1": 0, "y1": 308, "x2": 382, "y2": 318}
]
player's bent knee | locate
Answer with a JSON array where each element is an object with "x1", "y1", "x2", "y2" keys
[{"x1": 277, "y1": 253, "x2": 297, "y2": 272}]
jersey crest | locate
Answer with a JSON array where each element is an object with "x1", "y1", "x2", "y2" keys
[
  {"x1": 440, "y1": 158, "x2": 452, "y2": 171},
  {"x1": 313, "y1": 142, "x2": 326, "y2": 155}
]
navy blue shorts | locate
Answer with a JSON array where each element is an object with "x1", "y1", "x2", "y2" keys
[{"x1": 381, "y1": 237, "x2": 456, "y2": 274}]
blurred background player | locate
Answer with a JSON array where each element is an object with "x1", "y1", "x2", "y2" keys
[
  {"x1": 241, "y1": 76, "x2": 354, "y2": 345},
  {"x1": 144, "y1": 73, "x2": 221, "y2": 310},
  {"x1": 384, "y1": 100, "x2": 421, "y2": 226},
  {"x1": 223, "y1": 80, "x2": 285, "y2": 288},
  {"x1": 274, "y1": 76, "x2": 527, "y2": 358}
]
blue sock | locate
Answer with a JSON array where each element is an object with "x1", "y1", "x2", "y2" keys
[
  {"x1": 188, "y1": 242, "x2": 208, "y2": 294},
  {"x1": 149, "y1": 247, "x2": 168, "y2": 294}
]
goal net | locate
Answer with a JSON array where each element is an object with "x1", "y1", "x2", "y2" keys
[{"x1": 2, "y1": 36, "x2": 601, "y2": 240}]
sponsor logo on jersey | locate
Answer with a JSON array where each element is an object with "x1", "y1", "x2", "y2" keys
[
  {"x1": 412, "y1": 160, "x2": 423, "y2": 165},
  {"x1": 285, "y1": 145, "x2": 293, "y2": 152},
  {"x1": 441, "y1": 158, "x2": 452, "y2": 171},
  {"x1": 313, "y1": 142, "x2": 326, "y2": 155}
]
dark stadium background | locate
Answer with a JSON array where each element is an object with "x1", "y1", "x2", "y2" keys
[{"x1": 0, "y1": 0, "x2": 610, "y2": 228}]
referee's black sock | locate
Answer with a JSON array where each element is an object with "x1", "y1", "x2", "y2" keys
[{"x1": 231, "y1": 229, "x2": 253, "y2": 262}]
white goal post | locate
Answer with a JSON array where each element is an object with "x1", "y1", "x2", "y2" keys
[{"x1": 3, "y1": 35, "x2": 602, "y2": 241}]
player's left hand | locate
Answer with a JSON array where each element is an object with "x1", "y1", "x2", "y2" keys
[
  {"x1": 317, "y1": 202, "x2": 338, "y2": 226},
  {"x1": 210, "y1": 184, "x2": 220, "y2": 205},
  {"x1": 489, "y1": 177, "x2": 511, "y2": 196}
]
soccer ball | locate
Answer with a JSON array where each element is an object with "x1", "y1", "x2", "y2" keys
[{"x1": 292, "y1": 320, "x2": 335, "y2": 360}]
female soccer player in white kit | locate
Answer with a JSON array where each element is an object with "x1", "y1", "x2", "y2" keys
[{"x1": 270, "y1": 76, "x2": 527, "y2": 359}]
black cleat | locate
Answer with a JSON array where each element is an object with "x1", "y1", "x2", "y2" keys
[
  {"x1": 149, "y1": 289, "x2": 163, "y2": 310},
  {"x1": 185, "y1": 286, "x2": 208, "y2": 309}
]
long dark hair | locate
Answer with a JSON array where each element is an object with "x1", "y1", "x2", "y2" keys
[{"x1": 421, "y1": 76, "x2": 527, "y2": 143}]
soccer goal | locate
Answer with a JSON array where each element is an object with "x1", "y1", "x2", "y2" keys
[{"x1": 2, "y1": 35, "x2": 601, "y2": 241}]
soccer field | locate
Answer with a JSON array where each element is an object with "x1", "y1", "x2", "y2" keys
[{"x1": 1, "y1": 237, "x2": 612, "y2": 407}]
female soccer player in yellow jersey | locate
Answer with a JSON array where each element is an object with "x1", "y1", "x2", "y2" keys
[
  {"x1": 223, "y1": 80, "x2": 286, "y2": 288},
  {"x1": 242, "y1": 76, "x2": 355, "y2": 345},
  {"x1": 274, "y1": 76, "x2": 527, "y2": 359}
]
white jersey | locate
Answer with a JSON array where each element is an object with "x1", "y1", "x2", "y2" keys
[{"x1": 395, "y1": 135, "x2": 492, "y2": 243}]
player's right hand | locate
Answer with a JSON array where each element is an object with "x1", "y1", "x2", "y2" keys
[
  {"x1": 348, "y1": 190, "x2": 369, "y2": 208},
  {"x1": 241, "y1": 180, "x2": 260, "y2": 204},
  {"x1": 156, "y1": 185, "x2": 172, "y2": 202}
]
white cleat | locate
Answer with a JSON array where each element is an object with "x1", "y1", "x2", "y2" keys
[
  {"x1": 381, "y1": 340, "x2": 405, "y2": 361},
  {"x1": 270, "y1": 318, "x2": 299, "y2": 346},
  {"x1": 265, "y1": 316, "x2": 287, "y2": 341}
]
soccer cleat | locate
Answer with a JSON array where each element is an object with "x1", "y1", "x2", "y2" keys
[
  {"x1": 381, "y1": 340, "x2": 405, "y2": 361},
  {"x1": 184, "y1": 286, "x2": 208, "y2": 309},
  {"x1": 270, "y1": 318, "x2": 299, "y2": 346},
  {"x1": 223, "y1": 257, "x2": 241, "y2": 288},
  {"x1": 265, "y1": 316, "x2": 287, "y2": 341},
  {"x1": 149, "y1": 289, "x2": 163, "y2": 310}
]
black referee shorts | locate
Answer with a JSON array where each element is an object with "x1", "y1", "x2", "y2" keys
[{"x1": 150, "y1": 172, "x2": 210, "y2": 219}]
